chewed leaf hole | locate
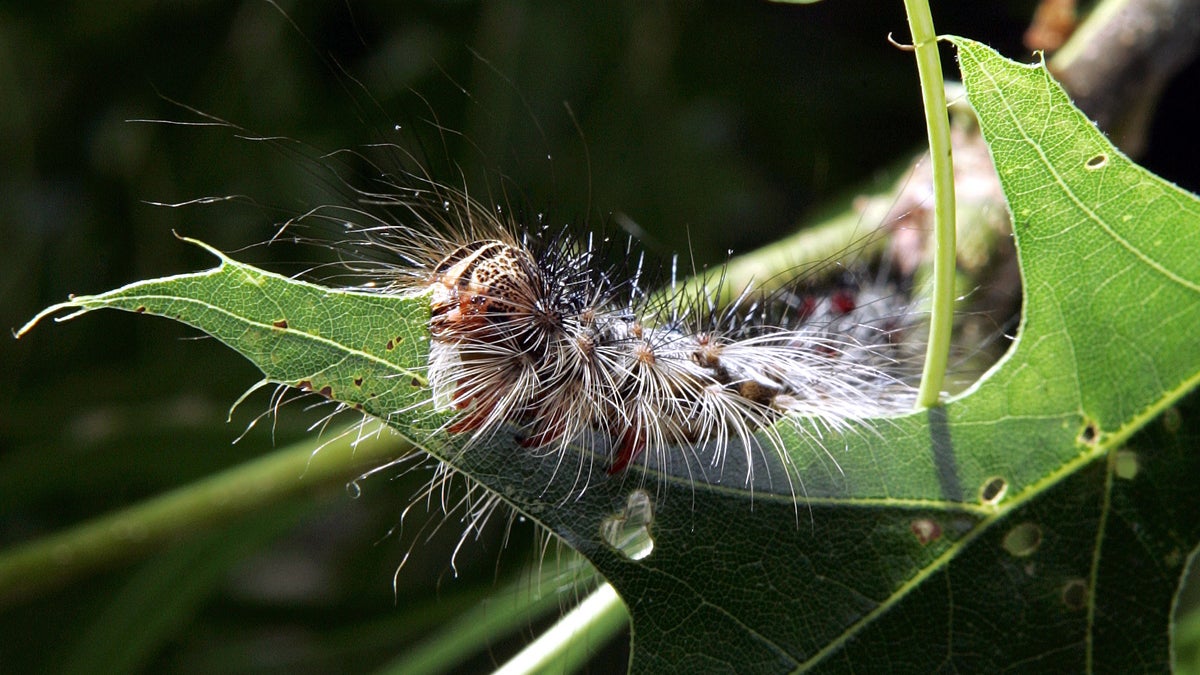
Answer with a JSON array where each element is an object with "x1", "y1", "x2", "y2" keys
[
  {"x1": 1001, "y1": 522, "x2": 1043, "y2": 557},
  {"x1": 1084, "y1": 153, "x2": 1108, "y2": 170},
  {"x1": 1114, "y1": 450, "x2": 1140, "y2": 480},
  {"x1": 910, "y1": 518, "x2": 942, "y2": 545},
  {"x1": 1079, "y1": 420, "x2": 1098, "y2": 445},
  {"x1": 601, "y1": 490, "x2": 655, "y2": 561},
  {"x1": 979, "y1": 476, "x2": 1008, "y2": 505},
  {"x1": 1062, "y1": 578, "x2": 1089, "y2": 610}
]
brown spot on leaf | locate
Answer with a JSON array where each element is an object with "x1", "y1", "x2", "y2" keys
[
  {"x1": 319, "y1": 385, "x2": 332, "y2": 398},
  {"x1": 411, "y1": 378, "x2": 421, "y2": 387},
  {"x1": 353, "y1": 377, "x2": 364, "y2": 387},
  {"x1": 273, "y1": 319, "x2": 288, "y2": 329},
  {"x1": 385, "y1": 339, "x2": 395, "y2": 351},
  {"x1": 296, "y1": 380, "x2": 313, "y2": 391},
  {"x1": 134, "y1": 306, "x2": 147, "y2": 314}
]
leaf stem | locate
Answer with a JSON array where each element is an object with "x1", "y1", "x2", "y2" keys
[
  {"x1": 374, "y1": 560, "x2": 605, "y2": 675},
  {"x1": 904, "y1": 0, "x2": 957, "y2": 408},
  {"x1": 493, "y1": 582, "x2": 628, "y2": 675},
  {"x1": 656, "y1": 194, "x2": 897, "y2": 309}
]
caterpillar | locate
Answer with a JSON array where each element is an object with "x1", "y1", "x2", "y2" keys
[{"x1": 283, "y1": 170, "x2": 923, "y2": 499}]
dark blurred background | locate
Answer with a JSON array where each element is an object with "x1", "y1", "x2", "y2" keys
[{"x1": 3, "y1": 1, "x2": 1199, "y2": 673}]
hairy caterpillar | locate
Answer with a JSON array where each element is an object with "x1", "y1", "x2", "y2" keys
[{"x1": 277, "y1": 168, "x2": 924, "y2": 500}]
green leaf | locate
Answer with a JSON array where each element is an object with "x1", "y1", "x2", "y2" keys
[
  {"x1": 15, "y1": 38, "x2": 1200, "y2": 672},
  {"x1": 19, "y1": 237, "x2": 438, "y2": 441}
]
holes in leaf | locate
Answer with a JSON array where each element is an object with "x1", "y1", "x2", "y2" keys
[
  {"x1": 1002, "y1": 522, "x2": 1043, "y2": 557},
  {"x1": 910, "y1": 518, "x2": 942, "y2": 545},
  {"x1": 1079, "y1": 420, "x2": 1099, "y2": 446},
  {"x1": 1084, "y1": 153, "x2": 1108, "y2": 170},
  {"x1": 1114, "y1": 450, "x2": 1140, "y2": 480},
  {"x1": 295, "y1": 380, "x2": 332, "y2": 398},
  {"x1": 601, "y1": 490, "x2": 655, "y2": 561},
  {"x1": 1061, "y1": 578, "x2": 1088, "y2": 610},
  {"x1": 979, "y1": 476, "x2": 1008, "y2": 505}
]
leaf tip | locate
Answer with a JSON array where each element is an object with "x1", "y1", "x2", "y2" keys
[
  {"x1": 172, "y1": 230, "x2": 230, "y2": 263},
  {"x1": 13, "y1": 300, "x2": 91, "y2": 339}
]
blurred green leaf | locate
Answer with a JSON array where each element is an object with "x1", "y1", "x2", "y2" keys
[
  {"x1": 58, "y1": 503, "x2": 313, "y2": 675},
  {"x1": 0, "y1": 414, "x2": 410, "y2": 605}
]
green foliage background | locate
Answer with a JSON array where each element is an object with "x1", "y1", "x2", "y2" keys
[{"x1": 4, "y1": 2, "x2": 1200, "y2": 673}]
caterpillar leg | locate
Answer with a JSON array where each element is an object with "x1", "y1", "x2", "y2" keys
[{"x1": 609, "y1": 425, "x2": 646, "y2": 475}]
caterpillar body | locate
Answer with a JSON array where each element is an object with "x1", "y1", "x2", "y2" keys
[{"x1": 320, "y1": 177, "x2": 922, "y2": 496}]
